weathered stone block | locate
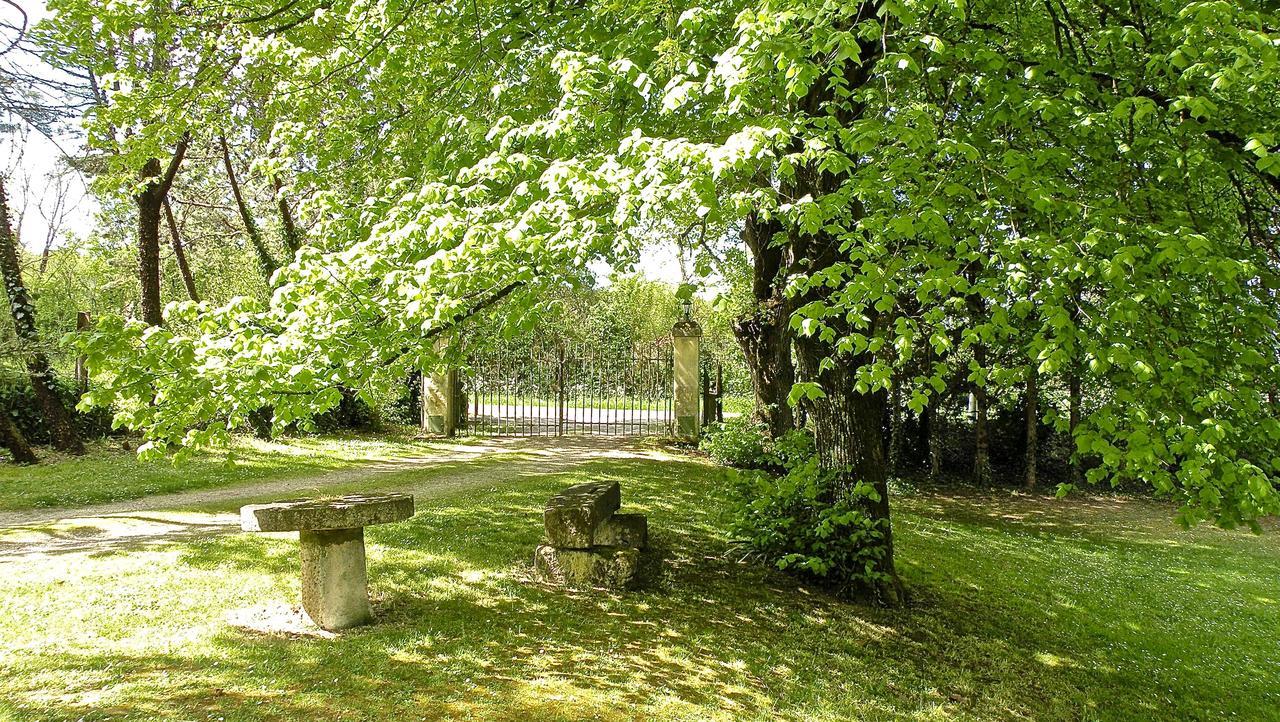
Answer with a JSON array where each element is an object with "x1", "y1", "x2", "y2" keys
[
  {"x1": 241, "y1": 493, "x2": 414, "y2": 533},
  {"x1": 533, "y1": 545, "x2": 640, "y2": 589},
  {"x1": 299, "y1": 527, "x2": 371, "y2": 630},
  {"x1": 544, "y1": 481, "x2": 621, "y2": 548},
  {"x1": 594, "y1": 513, "x2": 648, "y2": 549}
]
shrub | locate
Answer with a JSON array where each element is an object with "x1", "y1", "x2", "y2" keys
[
  {"x1": 0, "y1": 368, "x2": 114, "y2": 444},
  {"x1": 313, "y1": 388, "x2": 379, "y2": 432},
  {"x1": 700, "y1": 416, "x2": 769, "y2": 468},
  {"x1": 719, "y1": 426, "x2": 891, "y2": 596}
]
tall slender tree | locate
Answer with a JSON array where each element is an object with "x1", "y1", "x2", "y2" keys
[
  {"x1": 135, "y1": 135, "x2": 189, "y2": 326},
  {"x1": 219, "y1": 135, "x2": 276, "y2": 280},
  {"x1": 0, "y1": 177, "x2": 83, "y2": 454},
  {"x1": 162, "y1": 196, "x2": 199, "y2": 302}
]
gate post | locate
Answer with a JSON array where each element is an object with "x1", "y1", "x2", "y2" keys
[
  {"x1": 672, "y1": 318, "x2": 702, "y2": 440},
  {"x1": 421, "y1": 368, "x2": 457, "y2": 437}
]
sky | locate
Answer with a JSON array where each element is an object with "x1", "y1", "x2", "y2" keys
[{"x1": 2, "y1": 0, "x2": 97, "y2": 254}]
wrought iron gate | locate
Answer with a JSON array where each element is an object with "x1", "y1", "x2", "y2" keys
[{"x1": 462, "y1": 341, "x2": 674, "y2": 437}]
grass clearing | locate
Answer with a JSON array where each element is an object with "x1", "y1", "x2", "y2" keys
[{"x1": 1, "y1": 442, "x2": 1276, "y2": 720}]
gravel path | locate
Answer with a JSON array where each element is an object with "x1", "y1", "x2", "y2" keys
[{"x1": 0, "y1": 436, "x2": 665, "y2": 559}]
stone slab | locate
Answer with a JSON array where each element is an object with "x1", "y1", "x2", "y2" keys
[
  {"x1": 533, "y1": 545, "x2": 640, "y2": 589},
  {"x1": 241, "y1": 493, "x2": 414, "y2": 533},
  {"x1": 594, "y1": 513, "x2": 648, "y2": 550},
  {"x1": 543, "y1": 481, "x2": 620, "y2": 548}
]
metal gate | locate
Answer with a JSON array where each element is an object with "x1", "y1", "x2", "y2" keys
[{"x1": 462, "y1": 341, "x2": 674, "y2": 436}]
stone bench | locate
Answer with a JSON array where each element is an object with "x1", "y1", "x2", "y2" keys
[
  {"x1": 534, "y1": 481, "x2": 647, "y2": 589},
  {"x1": 241, "y1": 493, "x2": 414, "y2": 630}
]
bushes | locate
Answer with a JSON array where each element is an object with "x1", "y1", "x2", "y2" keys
[
  {"x1": 0, "y1": 369, "x2": 113, "y2": 445},
  {"x1": 700, "y1": 417, "x2": 769, "y2": 468},
  {"x1": 703, "y1": 420, "x2": 891, "y2": 595},
  {"x1": 313, "y1": 388, "x2": 379, "y2": 432}
]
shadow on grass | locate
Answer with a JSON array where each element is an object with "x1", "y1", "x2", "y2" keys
[{"x1": 10, "y1": 454, "x2": 1278, "y2": 721}]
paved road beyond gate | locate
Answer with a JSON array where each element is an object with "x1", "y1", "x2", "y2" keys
[{"x1": 461, "y1": 341, "x2": 674, "y2": 437}]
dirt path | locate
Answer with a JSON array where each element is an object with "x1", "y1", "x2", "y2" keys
[{"x1": 0, "y1": 436, "x2": 669, "y2": 560}]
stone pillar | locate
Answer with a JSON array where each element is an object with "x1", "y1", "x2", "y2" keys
[
  {"x1": 298, "y1": 527, "x2": 371, "y2": 630},
  {"x1": 672, "y1": 319, "x2": 702, "y2": 440},
  {"x1": 421, "y1": 368, "x2": 457, "y2": 436}
]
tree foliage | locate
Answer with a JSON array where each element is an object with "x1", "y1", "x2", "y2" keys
[{"x1": 39, "y1": 0, "x2": 1280, "y2": 550}]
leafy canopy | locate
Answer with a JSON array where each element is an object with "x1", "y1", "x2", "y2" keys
[{"x1": 50, "y1": 0, "x2": 1280, "y2": 527}]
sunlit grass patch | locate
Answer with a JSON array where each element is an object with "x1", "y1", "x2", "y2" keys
[{"x1": 0, "y1": 449, "x2": 1277, "y2": 720}]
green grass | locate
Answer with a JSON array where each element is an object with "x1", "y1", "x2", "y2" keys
[
  {"x1": 0, "y1": 429, "x2": 463, "y2": 512},
  {"x1": 0, "y1": 449, "x2": 1276, "y2": 720}
]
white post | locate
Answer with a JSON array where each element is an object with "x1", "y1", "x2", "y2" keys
[
  {"x1": 672, "y1": 319, "x2": 702, "y2": 440},
  {"x1": 421, "y1": 369, "x2": 457, "y2": 436}
]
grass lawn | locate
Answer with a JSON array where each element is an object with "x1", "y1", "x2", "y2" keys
[
  {"x1": 0, "y1": 430, "x2": 464, "y2": 512},
  {"x1": 1, "y1": 446, "x2": 1276, "y2": 720}
]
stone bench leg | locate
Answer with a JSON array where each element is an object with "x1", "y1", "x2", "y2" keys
[{"x1": 299, "y1": 528, "x2": 371, "y2": 630}]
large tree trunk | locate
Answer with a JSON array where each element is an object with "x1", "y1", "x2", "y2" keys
[
  {"x1": 163, "y1": 197, "x2": 199, "y2": 302},
  {"x1": 134, "y1": 134, "x2": 189, "y2": 326},
  {"x1": 136, "y1": 164, "x2": 165, "y2": 326},
  {"x1": 793, "y1": 329, "x2": 903, "y2": 603},
  {"x1": 0, "y1": 413, "x2": 37, "y2": 464},
  {"x1": 0, "y1": 178, "x2": 84, "y2": 455},
  {"x1": 726, "y1": 0, "x2": 898, "y2": 600},
  {"x1": 733, "y1": 299, "x2": 795, "y2": 438},
  {"x1": 220, "y1": 135, "x2": 278, "y2": 280},
  {"x1": 1024, "y1": 362, "x2": 1039, "y2": 490},
  {"x1": 973, "y1": 345, "x2": 992, "y2": 484},
  {"x1": 733, "y1": 212, "x2": 795, "y2": 438},
  {"x1": 787, "y1": 151, "x2": 901, "y2": 601},
  {"x1": 1068, "y1": 369, "x2": 1082, "y2": 485}
]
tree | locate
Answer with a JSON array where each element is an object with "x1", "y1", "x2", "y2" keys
[
  {"x1": 61, "y1": 0, "x2": 1280, "y2": 598},
  {"x1": 135, "y1": 137, "x2": 188, "y2": 325},
  {"x1": 0, "y1": 412, "x2": 37, "y2": 464},
  {"x1": 0, "y1": 176, "x2": 83, "y2": 454},
  {"x1": 162, "y1": 196, "x2": 199, "y2": 302},
  {"x1": 219, "y1": 134, "x2": 276, "y2": 280}
]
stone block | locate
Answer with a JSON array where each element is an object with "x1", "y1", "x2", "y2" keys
[
  {"x1": 594, "y1": 513, "x2": 648, "y2": 549},
  {"x1": 241, "y1": 493, "x2": 414, "y2": 533},
  {"x1": 543, "y1": 481, "x2": 621, "y2": 548},
  {"x1": 299, "y1": 528, "x2": 371, "y2": 630},
  {"x1": 533, "y1": 545, "x2": 639, "y2": 589}
]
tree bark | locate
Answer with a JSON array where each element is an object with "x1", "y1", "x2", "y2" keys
[
  {"x1": 0, "y1": 178, "x2": 84, "y2": 455},
  {"x1": 1024, "y1": 362, "x2": 1039, "y2": 491},
  {"x1": 163, "y1": 197, "x2": 199, "y2": 302},
  {"x1": 793, "y1": 325, "x2": 902, "y2": 602},
  {"x1": 889, "y1": 376, "x2": 902, "y2": 475},
  {"x1": 0, "y1": 413, "x2": 37, "y2": 464},
  {"x1": 135, "y1": 134, "x2": 190, "y2": 326},
  {"x1": 1068, "y1": 369, "x2": 1082, "y2": 485},
  {"x1": 137, "y1": 163, "x2": 164, "y2": 326},
  {"x1": 273, "y1": 174, "x2": 304, "y2": 256},
  {"x1": 732, "y1": 211, "x2": 795, "y2": 438},
  {"x1": 733, "y1": 300, "x2": 795, "y2": 438},
  {"x1": 973, "y1": 345, "x2": 992, "y2": 484},
  {"x1": 220, "y1": 135, "x2": 278, "y2": 280}
]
